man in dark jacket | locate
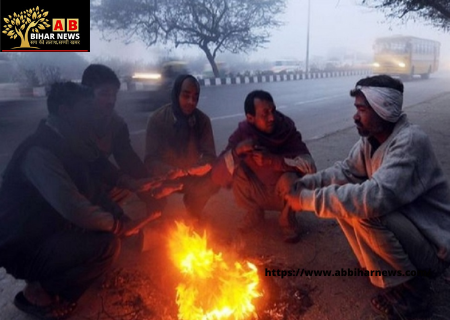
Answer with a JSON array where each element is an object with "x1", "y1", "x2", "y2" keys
[
  {"x1": 81, "y1": 64, "x2": 148, "y2": 179},
  {"x1": 82, "y1": 64, "x2": 177, "y2": 215},
  {"x1": 0, "y1": 82, "x2": 156, "y2": 320},
  {"x1": 211, "y1": 90, "x2": 316, "y2": 242},
  {"x1": 145, "y1": 74, "x2": 219, "y2": 221}
]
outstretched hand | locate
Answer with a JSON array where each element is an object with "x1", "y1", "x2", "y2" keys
[
  {"x1": 134, "y1": 177, "x2": 163, "y2": 192},
  {"x1": 166, "y1": 168, "x2": 188, "y2": 180},
  {"x1": 234, "y1": 138, "x2": 255, "y2": 156},
  {"x1": 251, "y1": 149, "x2": 275, "y2": 166},
  {"x1": 163, "y1": 163, "x2": 212, "y2": 179},
  {"x1": 119, "y1": 211, "x2": 162, "y2": 237},
  {"x1": 187, "y1": 163, "x2": 212, "y2": 176},
  {"x1": 118, "y1": 175, "x2": 163, "y2": 193},
  {"x1": 151, "y1": 182, "x2": 183, "y2": 199}
]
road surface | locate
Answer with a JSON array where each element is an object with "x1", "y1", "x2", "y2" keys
[{"x1": 1, "y1": 72, "x2": 449, "y2": 173}]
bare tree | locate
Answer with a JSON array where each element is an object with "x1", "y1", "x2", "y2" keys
[
  {"x1": 2, "y1": 6, "x2": 51, "y2": 49},
  {"x1": 91, "y1": 0, "x2": 286, "y2": 77},
  {"x1": 361, "y1": 0, "x2": 450, "y2": 31}
]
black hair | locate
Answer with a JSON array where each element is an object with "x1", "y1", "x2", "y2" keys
[
  {"x1": 47, "y1": 81, "x2": 93, "y2": 115},
  {"x1": 350, "y1": 74, "x2": 404, "y2": 97},
  {"x1": 244, "y1": 90, "x2": 274, "y2": 115},
  {"x1": 81, "y1": 64, "x2": 120, "y2": 89}
]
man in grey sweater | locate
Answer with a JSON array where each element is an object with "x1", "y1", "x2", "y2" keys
[{"x1": 286, "y1": 75, "x2": 450, "y2": 319}]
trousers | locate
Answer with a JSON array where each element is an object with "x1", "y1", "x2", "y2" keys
[
  {"x1": 338, "y1": 211, "x2": 448, "y2": 288},
  {"x1": 4, "y1": 230, "x2": 120, "y2": 302},
  {"x1": 232, "y1": 164, "x2": 301, "y2": 232}
]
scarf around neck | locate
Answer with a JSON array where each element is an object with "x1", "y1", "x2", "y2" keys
[{"x1": 238, "y1": 111, "x2": 305, "y2": 157}]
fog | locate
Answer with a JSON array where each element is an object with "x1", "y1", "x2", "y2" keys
[{"x1": 85, "y1": 0, "x2": 450, "y2": 69}]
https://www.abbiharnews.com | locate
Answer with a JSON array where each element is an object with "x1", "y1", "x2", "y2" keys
[{"x1": 264, "y1": 268, "x2": 432, "y2": 279}]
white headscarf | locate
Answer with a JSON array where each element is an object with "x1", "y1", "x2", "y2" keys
[{"x1": 359, "y1": 86, "x2": 403, "y2": 123}]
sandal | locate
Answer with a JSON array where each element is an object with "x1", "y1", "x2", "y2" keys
[
  {"x1": 371, "y1": 293, "x2": 397, "y2": 319},
  {"x1": 14, "y1": 291, "x2": 76, "y2": 320},
  {"x1": 370, "y1": 285, "x2": 431, "y2": 320}
]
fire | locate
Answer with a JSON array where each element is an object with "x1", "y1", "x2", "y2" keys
[{"x1": 169, "y1": 222, "x2": 261, "y2": 320}]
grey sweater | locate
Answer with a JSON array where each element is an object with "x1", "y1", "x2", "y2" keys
[{"x1": 299, "y1": 114, "x2": 450, "y2": 261}]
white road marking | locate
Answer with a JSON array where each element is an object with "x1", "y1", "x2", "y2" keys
[
  {"x1": 294, "y1": 94, "x2": 345, "y2": 106},
  {"x1": 210, "y1": 113, "x2": 244, "y2": 121}
]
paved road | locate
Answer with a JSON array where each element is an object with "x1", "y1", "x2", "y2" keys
[
  {"x1": 115, "y1": 72, "x2": 450, "y2": 151},
  {"x1": 1, "y1": 72, "x2": 450, "y2": 173}
]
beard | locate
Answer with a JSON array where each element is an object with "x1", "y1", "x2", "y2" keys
[
  {"x1": 355, "y1": 121, "x2": 385, "y2": 137},
  {"x1": 355, "y1": 121, "x2": 369, "y2": 137},
  {"x1": 356, "y1": 126, "x2": 370, "y2": 137}
]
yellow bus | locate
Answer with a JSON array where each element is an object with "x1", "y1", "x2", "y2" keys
[{"x1": 372, "y1": 36, "x2": 440, "y2": 79}]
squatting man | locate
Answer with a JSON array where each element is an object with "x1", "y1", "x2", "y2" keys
[{"x1": 286, "y1": 74, "x2": 450, "y2": 319}]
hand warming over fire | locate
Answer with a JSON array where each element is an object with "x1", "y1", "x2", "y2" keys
[
  {"x1": 187, "y1": 163, "x2": 212, "y2": 176},
  {"x1": 166, "y1": 168, "x2": 188, "y2": 180},
  {"x1": 151, "y1": 182, "x2": 184, "y2": 199},
  {"x1": 234, "y1": 138, "x2": 255, "y2": 156},
  {"x1": 285, "y1": 181, "x2": 304, "y2": 211},
  {"x1": 117, "y1": 211, "x2": 162, "y2": 237},
  {"x1": 117, "y1": 175, "x2": 162, "y2": 193},
  {"x1": 134, "y1": 177, "x2": 163, "y2": 192},
  {"x1": 251, "y1": 149, "x2": 276, "y2": 166},
  {"x1": 165, "y1": 163, "x2": 212, "y2": 179}
]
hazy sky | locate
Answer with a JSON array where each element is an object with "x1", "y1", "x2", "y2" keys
[{"x1": 85, "y1": 0, "x2": 450, "y2": 65}]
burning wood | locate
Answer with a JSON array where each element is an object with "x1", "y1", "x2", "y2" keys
[{"x1": 169, "y1": 221, "x2": 261, "y2": 320}]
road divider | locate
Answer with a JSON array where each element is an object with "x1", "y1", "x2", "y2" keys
[{"x1": 198, "y1": 69, "x2": 371, "y2": 86}]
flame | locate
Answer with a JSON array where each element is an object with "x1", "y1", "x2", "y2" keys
[{"x1": 169, "y1": 222, "x2": 261, "y2": 320}]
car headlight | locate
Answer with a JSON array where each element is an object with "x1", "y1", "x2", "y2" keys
[{"x1": 132, "y1": 73, "x2": 162, "y2": 80}]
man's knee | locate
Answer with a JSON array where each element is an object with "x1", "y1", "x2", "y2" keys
[
  {"x1": 379, "y1": 211, "x2": 409, "y2": 229},
  {"x1": 373, "y1": 211, "x2": 421, "y2": 238},
  {"x1": 232, "y1": 165, "x2": 253, "y2": 193},
  {"x1": 233, "y1": 165, "x2": 251, "y2": 184}
]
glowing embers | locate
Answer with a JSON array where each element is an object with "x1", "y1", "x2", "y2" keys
[{"x1": 169, "y1": 222, "x2": 261, "y2": 320}]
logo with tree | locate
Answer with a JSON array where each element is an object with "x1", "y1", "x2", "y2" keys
[{"x1": 2, "y1": 6, "x2": 50, "y2": 49}]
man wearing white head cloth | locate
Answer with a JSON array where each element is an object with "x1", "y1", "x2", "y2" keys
[{"x1": 286, "y1": 75, "x2": 450, "y2": 319}]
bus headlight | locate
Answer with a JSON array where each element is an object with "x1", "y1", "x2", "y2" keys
[
  {"x1": 373, "y1": 62, "x2": 380, "y2": 68},
  {"x1": 398, "y1": 62, "x2": 406, "y2": 68}
]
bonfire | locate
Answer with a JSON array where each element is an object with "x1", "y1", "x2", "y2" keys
[{"x1": 168, "y1": 222, "x2": 261, "y2": 320}]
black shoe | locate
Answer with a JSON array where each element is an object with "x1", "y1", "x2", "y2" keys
[{"x1": 14, "y1": 291, "x2": 76, "y2": 320}]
